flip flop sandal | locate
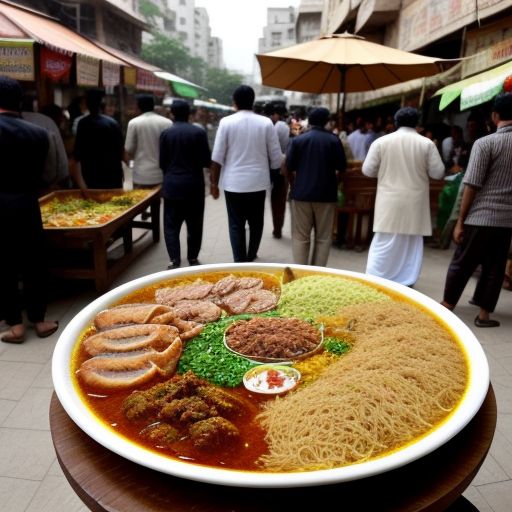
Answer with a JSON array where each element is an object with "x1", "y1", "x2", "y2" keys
[
  {"x1": 1, "y1": 329, "x2": 26, "y2": 344},
  {"x1": 474, "y1": 316, "x2": 500, "y2": 328},
  {"x1": 35, "y1": 321, "x2": 59, "y2": 338}
]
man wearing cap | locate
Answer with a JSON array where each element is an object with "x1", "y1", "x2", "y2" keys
[
  {"x1": 284, "y1": 107, "x2": 346, "y2": 266},
  {"x1": 363, "y1": 107, "x2": 445, "y2": 286}
]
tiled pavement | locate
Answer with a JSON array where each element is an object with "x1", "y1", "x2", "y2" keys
[{"x1": 1, "y1": 193, "x2": 511, "y2": 511}]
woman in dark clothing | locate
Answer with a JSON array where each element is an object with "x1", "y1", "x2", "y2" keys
[{"x1": 0, "y1": 77, "x2": 59, "y2": 343}]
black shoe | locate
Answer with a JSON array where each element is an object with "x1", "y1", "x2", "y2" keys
[
  {"x1": 468, "y1": 298, "x2": 477, "y2": 305},
  {"x1": 272, "y1": 230, "x2": 282, "y2": 239},
  {"x1": 188, "y1": 259, "x2": 201, "y2": 266},
  {"x1": 167, "y1": 261, "x2": 181, "y2": 270},
  {"x1": 474, "y1": 316, "x2": 500, "y2": 328}
]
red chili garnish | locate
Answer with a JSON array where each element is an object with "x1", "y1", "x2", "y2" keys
[{"x1": 266, "y1": 369, "x2": 285, "y2": 388}]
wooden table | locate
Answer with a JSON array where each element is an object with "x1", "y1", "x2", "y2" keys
[
  {"x1": 50, "y1": 386, "x2": 496, "y2": 512},
  {"x1": 41, "y1": 188, "x2": 161, "y2": 292}
]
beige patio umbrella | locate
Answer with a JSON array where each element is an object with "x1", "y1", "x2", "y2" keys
[{"x1": 256, "y1": 33, "x2": 454, "y2": 115}]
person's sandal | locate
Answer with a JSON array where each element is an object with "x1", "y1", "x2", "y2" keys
[
  {"x1": 35, "y1": 321, "x2": 59, "y2": 338},
  {"x1": 474, "y1": 316, "x2": 500, "y2": 328},
  {"x1": 1, "y1": 328, "x2": 26, "y2": 344}
]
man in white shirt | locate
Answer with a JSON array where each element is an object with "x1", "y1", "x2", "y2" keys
[
  {"x1": 347, "y1": 119, "x2": 370, "y2": 161},
  {"x1": 210, "y1": 85, "x2": 283, "y2": 262},
  {"x1": 125, "y1": 94, "x2": 172, "y2": 187},
  {"x1": 363, "y1": 107, "x2": 445, "y2": 286}
]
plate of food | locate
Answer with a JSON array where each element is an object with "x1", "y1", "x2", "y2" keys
[
  {"x1": 243, "y1": 364, "x2": 301, "y2": 395},
  {"x1": 52, "y1": 263, "x2": 489, "y2": 488}
]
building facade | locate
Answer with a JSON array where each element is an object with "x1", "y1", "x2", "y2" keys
[
  {"x1": 296, "y1": 0, "x2": 323, "y2": 43},
  {"x1": 14, "y1": 0, "x2": 147, "y2": 54},
  {"x1": 258, "y1": 6, "x2": 297, "y2": 54},
  {"x1": 208, "y1": 36, "x2": 224, "y2": 69}
]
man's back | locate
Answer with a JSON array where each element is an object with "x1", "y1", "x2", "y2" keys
[
  {"x1": 160, "y1": 121, "x2": 211, "y2": 199},
  {"x1": 0, "y1": 114, "x2": 49, "y2": 194},
  {"x1": 74, "y1": 113, "x2": 124, "y2": 189},
  {"x1": 211, "y1": 110, "x2": 282, "y2": 193},
  {"x1": 126, "y1": 112, "x2": 172, "y2": 185},
  {"x1": 287, "y1": 127, "x2": 346, "y2": 202}
]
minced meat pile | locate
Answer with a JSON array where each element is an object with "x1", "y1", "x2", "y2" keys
[{"x1": 226, "y1": 317, "x2": 320, "y2": 359}]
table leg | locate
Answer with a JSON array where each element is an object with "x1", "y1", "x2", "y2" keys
[
  {"x1": 93, "y1": 233, "x2": 109, "y2": 293},
  {"x1": 150, "y1": 198, "x2": 161, "y2": 243}
]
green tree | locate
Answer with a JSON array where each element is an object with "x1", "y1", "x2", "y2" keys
[
  {"x1": 139, "y1": 0, "x2": 161, "y2": 30},
  {"x1": 205, "y1": 67, "x2": 244, "y2": 105},
  {"x1": 141, "y1": 32, "x2": 190, "y2": 76}
]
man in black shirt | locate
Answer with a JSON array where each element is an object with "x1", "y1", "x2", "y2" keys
[
  {"x1": 159, "y1": 100, "x2": 211, "y2": 269},
  {"x1": 72, "y1": 88, "x2": 124, "y2": 190},
  {"x1": 0, "y1": 76, "x2": 58, "y2": 343},
  {"x1": 284, "y1": 107, "x2": 346, "y2": 266}
]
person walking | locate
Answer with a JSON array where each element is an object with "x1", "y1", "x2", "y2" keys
[
  {"x1": 125, "y1": 94, "x2": 172, "y2": 188},
  {"x1": 0, "y1": 76, "x2": 59, "y2": 343},
  {"x1": 264, "y1": 103, "x2": 290, "y2": 239},
  {"x1": 159, "y1": 100, "x2": 211, "y2": 269},
  {"x1": 284, "y1": 107, "x2": 346, "y2": 266},
  {"x1": 363, "y1": 107, "x2": 445, "y2": 286},
  {"x1": 441, "y1": 93, "x2": 512, "y2": 327},
  {"x1": 71, "y1": 88, "x2": 124, "y2": 190},
  {"x1": 210, "y1": 85, "x2": 282, "y2": 262}
]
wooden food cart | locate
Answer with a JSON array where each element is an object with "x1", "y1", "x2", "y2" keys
[{"x1": 40, "y1": 188, "x2": 161, "y2": 293}]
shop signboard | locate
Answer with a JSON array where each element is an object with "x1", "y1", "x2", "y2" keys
[
  {"x1": 102, "y1": 60, "x2": 120, "y2": 87},
  {"x1": 136, "y1": 69, "x2": 167, "y2": 93},
  {"x1": 0, "y1": 39, "x2": 34, "y2": 81},
  {"x1": 123, "y1": 66, "x2": 136, "y2": 87},
  {"x1": 40, "y1": 46, "x2": 72, "y2": 82},
  {"x1": 77, "y1": 54, "x2": 99, "y2": 86}
]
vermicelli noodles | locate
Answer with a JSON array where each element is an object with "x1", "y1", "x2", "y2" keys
[{"x1": 257, "y1": 301, "x2": 468, "y2": 472}]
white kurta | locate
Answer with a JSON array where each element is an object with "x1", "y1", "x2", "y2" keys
[{"x1": 366, "y1": 233, "x2": 423, "y2": 286}]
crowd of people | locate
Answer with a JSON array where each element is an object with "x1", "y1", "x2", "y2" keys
[{"x1": 1, "y1": 74, "x2": 511, "y2": 343}]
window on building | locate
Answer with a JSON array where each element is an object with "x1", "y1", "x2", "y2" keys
[
  {"x1": 179, "y1": 31, "x2": 187, "y2": 42},
  {"x1": 271, "y1": 31, "x2": 282, "y2": 47},
  {"x1": 180, "y1": 17, "x2": 186, "y2": 25},
  {"x1": 180, "y1": 0, "x2": 186, "y2": 5},
  {"x1": 164, "y1": 17, "x2": 174, "y2": 31},
  {"x1": 288, "y1": 28, "x2": 294, "y2": 39},
  {"x1": 59, "y1": 2, "x2": 96, "y2": 38}
]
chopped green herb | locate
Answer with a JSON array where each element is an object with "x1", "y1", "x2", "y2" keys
[
  {"x1": 178, "y1": 312, "x2": 279, "y2": 387},
  {"x1": 323, "y1": 337, "x2": 351, "y2": 356}
]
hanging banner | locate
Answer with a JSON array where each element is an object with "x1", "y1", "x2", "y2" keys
[
  {"x1": 0, "y1": 39, "x2": 34, "y2": 81},
  {"x1": 123, "y1": 66, "x2": 136, "y2": 87},
  {"x1": 40, "y1": 46, "x2": 72, "y2": 82},
  {"x1": 102, "y1": 60, "x2": 120, "y2": 87},
  {"x1": 136, "y1": 69, "x2": 167, "y2": 93},
  {"x1": 76, "y1": 54, "x2": 99, "y2": 86}
]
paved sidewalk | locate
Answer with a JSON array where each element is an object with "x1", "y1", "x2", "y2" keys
[{"x1": 0, "y1": 194, "x2": 511, "y2": 511}]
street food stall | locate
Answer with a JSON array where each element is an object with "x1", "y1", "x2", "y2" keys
[{"x1": 40, "y1": 188, "x2": 161, "y2": 292}]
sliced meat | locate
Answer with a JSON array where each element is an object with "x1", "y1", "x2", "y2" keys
[
  {"x1": 210, "y1": 275, "x2": 237, "y2": 297},
  {"x1": 83, "y1": 324, "x2": 179, "y2": 356},
  {"x1": 244, "y1": 289, "x2": 279, "y2": 313},
  {"x1": 78, "y1": 337, "x2": 182, "y2": 389},
  {"x1": 172, "y1": 300, "x2": 222, "y2": 323},
  {"x1": 221, "y1": 289, "x2": 278, "y2": 315},
  {"x1": 151, "y1": 312, "x2": 204, "y2": 340},
  {"x1": 94, "y1": 304, "x2": 171, "y2": 330},
  {"x1": 155, "y1": 280, "x2": 214, "y2": 305},
  {"x1": 235, "y1": 277, "x2": 263, "y2": 290}
]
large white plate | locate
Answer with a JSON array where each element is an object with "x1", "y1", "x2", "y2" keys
[{"x1": 52, "y1": 263, "x2": 489, "y2": 488}]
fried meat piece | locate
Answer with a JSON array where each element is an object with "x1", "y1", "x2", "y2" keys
[
  {"x1": 195, "y1": 386, "x2": 247, "y2": 417},
  {"x1": 159, "y1": 397, "x2": 218, "y2": 424},
  {"x1": 235, "y1": 277, "x2": 263, "y2": 290},
  {"x1": 141, "y1": 422, "x2": 180, "y2": 445},
  {"x1": 94, "y1": 304, "x2": 171, "y2": 330},
  {"x1": 123, "y1": 391, "x2": 157, "y2": 421},
  {"x1": 221, "y1": 289, "x2": 278, "y2": 315},
  {"x1": 188, "y1": 417, "x2": 239, "y2": 449},
  {"x1": 210, "y1": 275, "x2": 237, "y2": 297}
]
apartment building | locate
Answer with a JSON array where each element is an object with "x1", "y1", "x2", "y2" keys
[
  {"x1": 258, "y1": 6, "x2": 297, "y2": 54},
  {"x1": 296, "y1": 0, "x2": 323, "y2": 43},
  {"x1": 14, "y1": 0, "x2": 147, "y2": 54},
  {"x1": 208, "y1": 36, "x2": 224, "y2": 69}
]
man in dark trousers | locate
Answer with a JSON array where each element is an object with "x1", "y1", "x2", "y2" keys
[
  {"x1": 284, "y1": 107, "x2": 346, "y2": 267},
  {"x1": 71, "y1": 88, "x2": 124, "y2": 190},
  {"x1": 160, "y1": 100, "x2": 211, "y2": 269},
  {"x1": 441, "y1": 92, "x2": 512, "y2": 327},
  {"x1": 0, "y1": 76, "x2": 58, "y2": 343}
]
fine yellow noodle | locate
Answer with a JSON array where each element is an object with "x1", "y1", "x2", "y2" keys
[{"x1": 257, "y1": 301, "x2": 467, "y2": 472}]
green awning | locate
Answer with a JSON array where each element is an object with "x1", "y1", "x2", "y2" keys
[
  {"x1": 434, "y1": 59, "x2": 512, "y2": 111},
  {"x1": 154, "y1": 70, "x2": 206, "y2": 99}
]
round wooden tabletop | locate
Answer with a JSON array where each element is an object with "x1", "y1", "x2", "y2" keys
[{"x1": 50, "y1": 387, "x2": 496, "y2": 512}]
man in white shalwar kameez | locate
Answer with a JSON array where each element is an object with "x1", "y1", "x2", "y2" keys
[{"x1": 363, "y1": 107, "x2": 445, "y2": 286}]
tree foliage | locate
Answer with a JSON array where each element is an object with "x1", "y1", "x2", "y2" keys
[{"x1": 141, "y1": 32, "x2": 244, "y2": 104}]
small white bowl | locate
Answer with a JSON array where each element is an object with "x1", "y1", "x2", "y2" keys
[{"x1": 243, "y1": 364, "x2": 301, "y2": 395}]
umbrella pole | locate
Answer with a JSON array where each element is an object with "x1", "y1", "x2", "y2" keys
[{"x1": 337, "y1": 64, "x2": 347, "y2": 129}]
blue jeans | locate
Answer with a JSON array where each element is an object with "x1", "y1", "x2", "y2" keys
[{"x1": 224, "y1": 190, "x2": 266, "y2": 262}]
